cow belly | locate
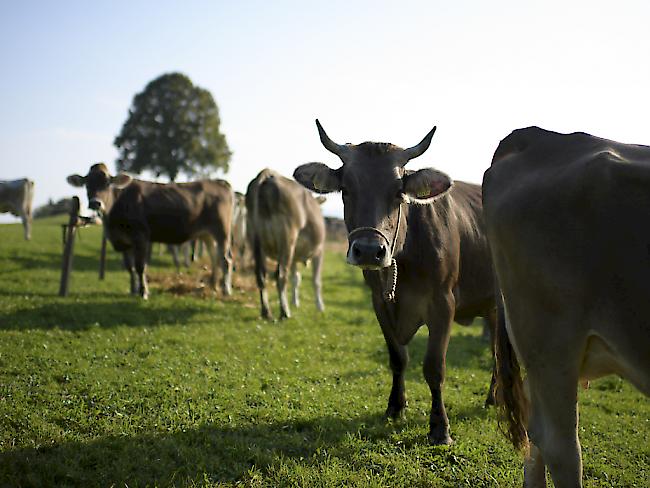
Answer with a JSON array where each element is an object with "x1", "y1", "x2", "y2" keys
[
  {"x1": 148, "y1": 215, "x2": 197, "y2": 244},
  {"x1": 0, "y1": 204, "x2": 19, "y2": 216},
  {"x1": 580, "y1": 333, "x2": 650, "y2": 395}
]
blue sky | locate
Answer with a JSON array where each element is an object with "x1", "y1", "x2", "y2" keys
[{"x1": 1, "y1": 0, "x2": 649, "y2": 221}]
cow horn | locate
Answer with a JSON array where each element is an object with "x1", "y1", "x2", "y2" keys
[
  {"x1": 402, "y1": 126, "x2": 437, "y2": 164},
  {"x1": 316, "y1": 119, "x2": 349, "y2": 159}
]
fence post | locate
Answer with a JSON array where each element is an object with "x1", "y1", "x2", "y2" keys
[
  {"x1": 99, "y1": 232, "x2": 107, "y2": 280},
  {"x1": 59, "y1": 197, "x2": 80, "y2": 296}
]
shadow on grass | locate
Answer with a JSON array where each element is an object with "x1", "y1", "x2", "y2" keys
[
  {"x1": 0, "y1": 299, "x2": 210, "y2": 331},
  {"x1": 3, "y1": 249, "x2": 179, "y2": 275},
  {"x1": 0, "y1": 412, "x2": 416, "y2": 487}
]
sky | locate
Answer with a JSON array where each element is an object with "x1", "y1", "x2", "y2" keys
[{"x1": 1, "y1": 0, "x2": 649, "y2": 222}]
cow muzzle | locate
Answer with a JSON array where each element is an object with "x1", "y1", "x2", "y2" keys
[
  {"x1": 347, "y1": 228, "x2": 392, "y2": 269},
  {"x1": 88, "y1": 198, "x2": 105, "y2": 213}
]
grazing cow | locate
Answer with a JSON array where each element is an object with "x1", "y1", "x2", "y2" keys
[
  {"x1": 67, "y1": 163, "x2": 233, "y2": 299},
  {"x1": 246, "y1": 168, "x2": 325, "y2": 319},
  {"x1": 294, "y1": 121, "x2": 497, "y2": 445},
  {"x1": 483, "y1": 127, "x2": 650, "y2": 488},
  {"x1": 0, "y1": 178, "x2": 34, "y2": 240}
]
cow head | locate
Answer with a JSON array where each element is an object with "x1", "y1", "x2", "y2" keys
[
  {"x1": 67, "y1": 163, "x2": 132, "y2": 215},
  {"x1": 294, "y1": 120, "x2": 452, "y2": 270}
]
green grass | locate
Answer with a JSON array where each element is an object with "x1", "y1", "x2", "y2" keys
[{"x1": 0, "y1": 218, "x2": 648, "y2": 487}]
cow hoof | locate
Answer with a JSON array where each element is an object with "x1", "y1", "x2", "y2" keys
[
  {"x1": 384, "y1": 405, "x2": 406, "y2": 420},
  {"x1": 427, "y1": 433, "x2": 453, "y2": 446},
  {"x1": 280, "y1": 311, "x2": 291, "y2": 320},
  {"x1": 484, "y1": 395, "x2": 495, "y2": 407}
]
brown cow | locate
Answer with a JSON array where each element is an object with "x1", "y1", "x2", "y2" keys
[
  {"x1": 294, "y1": 121, "x2": 496, "y2": 445},
  {"x1": 67, "y1": 163, "x2": 233, "y2": 299},
  {"x1": 0, "y1": 178, "x2": 34, "y2": 240},
  {"x1": 246, "y1": 168, "x2": 325, "y2": 319},
  {"x1": 484, "y1": 127, "x2": 650, "y2": 487}
]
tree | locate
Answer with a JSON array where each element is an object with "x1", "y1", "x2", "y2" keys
[{"x1": 114, "y1": 72, "x2": 231, "y2": 182}]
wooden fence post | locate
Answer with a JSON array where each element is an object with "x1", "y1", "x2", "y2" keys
[
  {"x1": 99, "y1": 233, "x2": 107, "y2": 280},
  {"x1": 59, "y1": 197, "x2": 80, "y2": 296}
]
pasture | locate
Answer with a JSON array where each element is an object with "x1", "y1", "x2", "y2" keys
[{"x1": 0, "y1": 218, "x2": 647, "y2": 487}]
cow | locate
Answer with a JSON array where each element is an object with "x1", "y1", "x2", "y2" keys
[
  {"x1": 246, "y1": 168, "x2": 325, "y2": 319},
  {"x1": 483, "y1": 127, "x2": 650, "y2": 488},
  {"x1": 67, "y1": 163, "x2": 233, "y2": 299},
  {"x1": 293, "y1": 120, "x2": 497, "y2": 445},
  {"x1": 0, "y1": 178, "x2": 34, "y2": 240}
]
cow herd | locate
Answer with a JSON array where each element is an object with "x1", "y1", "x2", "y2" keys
[{"x1": 3, "y1": 121, "x2": 649, "y2": 488}]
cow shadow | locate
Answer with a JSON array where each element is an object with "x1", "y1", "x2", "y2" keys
[
  {"x1": 0, "y1": 299, "x2": 207, "y2": 331},
  {"x1": 0, "y1": 412, "x2": 423, "y2": 487}
]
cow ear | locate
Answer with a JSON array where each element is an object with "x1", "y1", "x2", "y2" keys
[
  {"x1": 67, "y1": 174, "x2": 86, "y2": 187},
  {"x1": 293, "y1": 163, "x2": 341, "y2": 194},
  {"x1": 402, "y1": 168, "x2": 452, "y2": 204},
  {"x1": 111, "y1": 173, "x2": 132, "y2": 189}
]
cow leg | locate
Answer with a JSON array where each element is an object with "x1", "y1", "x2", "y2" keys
[
  {"x1": 134, "y1": 238, "x2": 149, "y2": 300},
  {"x1": 253, "y1": 237, "x2": 272, "y2": 319},
  {"x1": 182, "y1": 242, "x2": 191, "y2": 268},
  {"x1": 311, "y1": 250, "x2": 325, "y2": 312},
  {"x1": 276, "y1": 259, "x2": 291, "y2": 319},
  {"x1": 372, "y1": 295, "x2": 408, "y2": 419},
  {"x1": 291, "y1": 261, "x2": 301, "y2": 308},
  {"x1": 277, "y1": 236, "x2": 298, "y2": 319},
  {"x1": 20, "y1": 210, "x2": 31, "y2": 241},
  {"x1": 217, "y1": 236, "x2": 233, "y2": 296},
  {"x1": 122, "y1": 250, "x2": 138, "y2": 295},
  {"x1": 202, "y1": 237, "x2": 219, "y2": 291},
  {"x1": 424, "y1": 293, "x2": 454, "y2": 445},
  {"x1": 484, "y1": 310, "x2": 498, "y2": 407},
  {"x1": 524, "y1": 443, "x2": 547, "y2": 488},
  {"x1": 525, "y1": 367, "x2": 581, "y2": 488},
  {"x1": 168, "y1": 244, "x2": 181, "y2": 273}
]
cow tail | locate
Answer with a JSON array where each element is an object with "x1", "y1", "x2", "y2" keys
[{"x1": 494, "y1": 292, "x2": 529, "y2": 451}]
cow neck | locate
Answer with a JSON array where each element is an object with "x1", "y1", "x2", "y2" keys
[{"x1": 348, "y1": 203, "x2": 403, "y2": 303}]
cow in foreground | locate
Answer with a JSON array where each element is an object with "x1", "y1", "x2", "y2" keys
[
  {"x1": 294, "y1": 121, "x2": 496, "y2": 445},
  {"x1": 483, "y1": 127, "x2": 650, "y2": 488},
  {"x1": 67, "y1": 163, "x2": 233, "y2": 299},
  {"x1": 246, "y1": 168, "x2": 325, "y2": 319},
  {"x1": 0, "y1": 178, "x2": 34, "y2": 240}
]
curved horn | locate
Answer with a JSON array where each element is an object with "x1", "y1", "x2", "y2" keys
[
  {"x1": 316, "y1": 119, "x2": 349, "y2": 159},
  {"x1": 401, "y1": 126, "x2": 437, "y2": 164}
]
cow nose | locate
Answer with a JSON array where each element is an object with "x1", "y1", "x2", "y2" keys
[
  {"x1": 88, "y1": 199, "x2": 103, "y2": 211},
  {"x1": 348, "y1": 238, "x2": 389, "y2": 268}
]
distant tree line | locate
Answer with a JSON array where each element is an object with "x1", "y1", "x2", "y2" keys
[{"x1": 34, "y1": 197, "x2": 74, "y2": 218}]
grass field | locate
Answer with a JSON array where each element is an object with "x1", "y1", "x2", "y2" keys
[{"x1": 0, "y1": 217, "x2": 648, "y2": 487}]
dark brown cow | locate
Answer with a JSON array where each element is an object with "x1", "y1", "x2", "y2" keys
[
  {"x1": 484, "y1": 127, "x2": 650, "y2": 487},
  {"x1": 294, "y1": 121, "x2": 496, "y2": 445},
  {"x1": 67, "y1": 163, "x2": 233, "y2": 299},
  {"x1": 0, "y1": 178, "x2": 34, "y2": 240},
  {"x1": 246, "y1": 168, "x2": 325, "y2": 319}
]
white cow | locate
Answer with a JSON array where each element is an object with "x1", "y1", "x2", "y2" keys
[{"x1": 0, "y1": 178, "x2": 34, "y2": 240}]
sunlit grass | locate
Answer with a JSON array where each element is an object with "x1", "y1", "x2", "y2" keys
[{"x1": 0, "y1": 218, "x2": 647, "y2": 487}]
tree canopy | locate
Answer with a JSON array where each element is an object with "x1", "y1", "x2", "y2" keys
[{"x1": 114, "y1": 72, "x2": 231, "y2": 182}]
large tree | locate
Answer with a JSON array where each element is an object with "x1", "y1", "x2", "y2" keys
[{"x1": 114, "y1": 72, "x2": 231, "y2": 182}]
